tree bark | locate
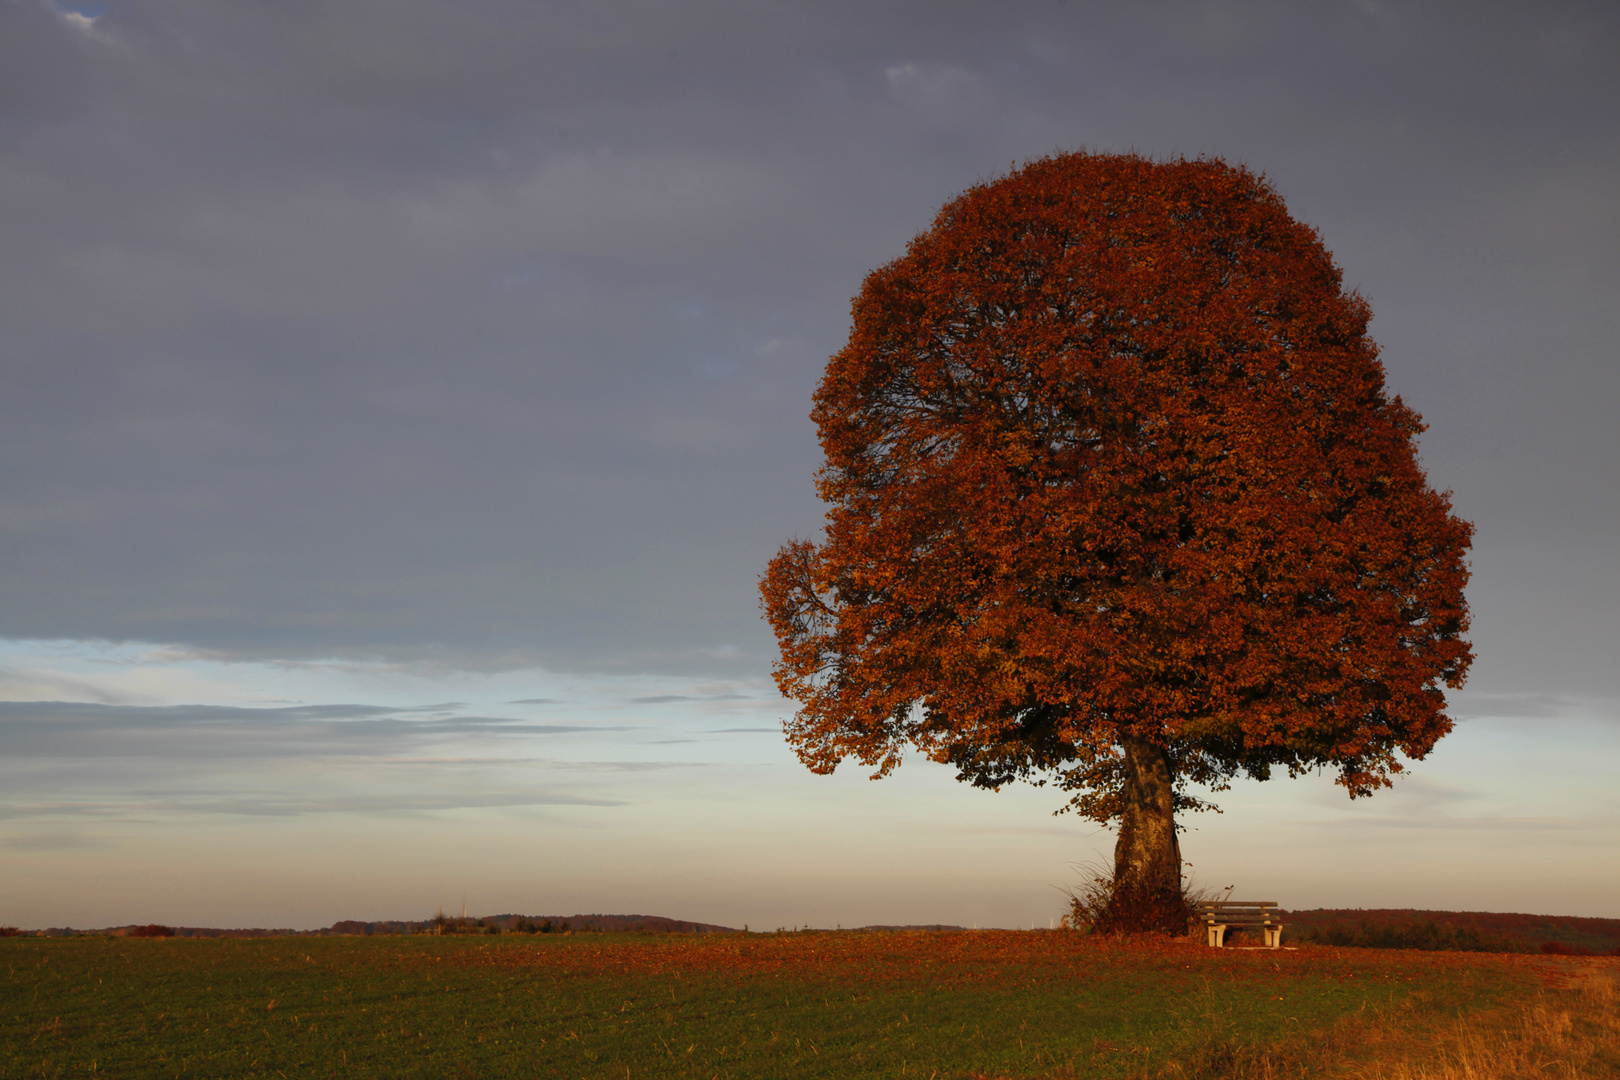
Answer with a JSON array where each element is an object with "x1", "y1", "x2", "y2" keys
[{"x1": 1097, "y1": 734, "x2": 1187, "y2": 933}]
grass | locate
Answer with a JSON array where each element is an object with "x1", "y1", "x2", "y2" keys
[
  {"x1": 1, "y1": 930, "x2": 1606, "y2": 1078},
  {"x1": 1335, "y1": 979, "x2": 1620, "y2": 1080}
]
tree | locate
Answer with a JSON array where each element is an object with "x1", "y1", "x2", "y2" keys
[{"x1": 760, "y1": 152, "x2": 1472, "y2": 932}]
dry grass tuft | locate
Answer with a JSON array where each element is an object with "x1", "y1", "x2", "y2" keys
[
  {"x1": 1117, "y1": 970, "x2": 1620, "y2": 1080},
  {"x1": 1345, "y1": 979, "x2": 1620, "y2": 1080}
]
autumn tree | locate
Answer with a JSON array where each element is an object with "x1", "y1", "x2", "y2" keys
[{"x1": 760, "y1": 152, "x2": 1472, "y2": 932}]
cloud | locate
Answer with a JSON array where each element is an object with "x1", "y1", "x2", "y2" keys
[
  {"x1": 1448, "y1": 692, "x2": 1583, "y2": 720},
  {"x1": 2, "y1": 831, "x2": 111, "y2": 851},
  {"x1": 0, "y1": 666, "x2": 128, "y2": 704},
  {"x1": 1310, "y1": 814, "x2": 1590, "y2": 833},
  {"x1": 0, "y1": 699, "x2": 634, "y2": 760},
  {"x1": 883, "y1": 62, "x2": 986, "y2": 125},
  {"x1": 0, "y1": 789, "x2": 624, "y2": 821},
  {"x1": 628, "y1": 692, "x2": 753, "y2": 704},
  {"x1": 51, "y1": 3, "x2": 102, "y2": 35},
  {"x1": 0, "y1": 691, "x2": 721, "y2": 826},
  {"x1": 0, "y1": 0, "x2": 1613, "y2": 703}
]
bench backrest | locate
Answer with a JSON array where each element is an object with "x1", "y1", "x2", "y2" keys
[{"x1": 1194, "y1": 901, "x2": 1280, "y2": 923}]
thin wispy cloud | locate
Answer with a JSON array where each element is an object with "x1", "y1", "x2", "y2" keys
[
  {"x1": 0, "y1": 699, "x2": 637, "y2": 761},
  {"x1": 0, "y1": 789, "x2": 626, "y2": 821}
]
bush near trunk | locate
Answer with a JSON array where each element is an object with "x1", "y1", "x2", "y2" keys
[{"x1": 1062, "y1": 861, "x2": 1197, "y2": 937}]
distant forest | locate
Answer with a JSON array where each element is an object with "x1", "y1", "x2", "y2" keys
[{"x1": 1278, "y1": 909, "x2": 1620, "y2": 955}]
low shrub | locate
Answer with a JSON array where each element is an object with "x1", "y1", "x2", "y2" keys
[
  {"x1": 1061, "y1": 861, "x2": 1196, "y2": 937},
  {"x1": 128, "y1": 924, "x2": 175, "y2": 938}
]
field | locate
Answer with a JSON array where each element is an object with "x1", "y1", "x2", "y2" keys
[{"x1": 4, "y1": 931, "x2": 1617, "y2": 1079}]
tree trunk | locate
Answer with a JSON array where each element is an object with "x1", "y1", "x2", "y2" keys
[{"x1": 1095, "y1": 734, "x2": 1187, "y2": 934}]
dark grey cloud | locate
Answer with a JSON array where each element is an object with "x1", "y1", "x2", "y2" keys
[{"x1": 0, "y1": 0, "x2": 1613, "y2": 698}]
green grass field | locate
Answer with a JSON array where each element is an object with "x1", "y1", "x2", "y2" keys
[{"x1": 0, "y1": 931, "x2": 1557, "y2": 1078}]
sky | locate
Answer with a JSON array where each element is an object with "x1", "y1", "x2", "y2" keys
[{"x1": 1, "y1": 0, "x2": 1616, "y2": 932}]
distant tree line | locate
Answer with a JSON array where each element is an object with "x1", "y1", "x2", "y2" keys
[{"x1": 1285, "y1": 910, "x2": 1620, "y2": 955}]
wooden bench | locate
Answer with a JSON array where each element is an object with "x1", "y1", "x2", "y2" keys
[{"x1": 1195, "y1": 901, "x2": 1285, "y2": 948}]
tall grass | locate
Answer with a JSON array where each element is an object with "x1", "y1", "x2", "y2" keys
[
  {"x1": 1351, "y1": 980, "x2": 1620, "y2": 1080},
  {"x1": 1113, "y1": 977, "x2": 1620, "y2": 1079}
]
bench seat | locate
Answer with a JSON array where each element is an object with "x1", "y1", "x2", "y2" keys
[{"x1": 1195, "y1": 901, "x2": 1286, "y2": 948}]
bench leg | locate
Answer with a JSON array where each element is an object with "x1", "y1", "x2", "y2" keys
[
  {"x1": 1263, "y1": 926, "x2": 1281, "y2": 949},
  {"x1": 1206, "y1": 924, "x2": 1227, "y2": 948}
]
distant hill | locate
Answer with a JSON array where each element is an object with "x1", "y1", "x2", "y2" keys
[
  {"x1": 26, "y1": 915, "x2": 967, "y2": 938},
  {"x1": 37, "y1": 925, "x2": 316, "y2": 939},
  {"x1": 26, "y1": 914, "x2": 734, "y2": 938},
  {"x1": 328, "y1": 913, "x2": 738, "y2": 936},
  {"x1": 488, "y1": 914, "x2": 736, "y2": 934},
  {"x1": 1280, "y1": 908, "x2": 1620, "y2": 955}
]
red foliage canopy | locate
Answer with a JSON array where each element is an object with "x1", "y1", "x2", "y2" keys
[{"x1": 761, "y1": 152, "x2": 1471, "y2": 829}]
